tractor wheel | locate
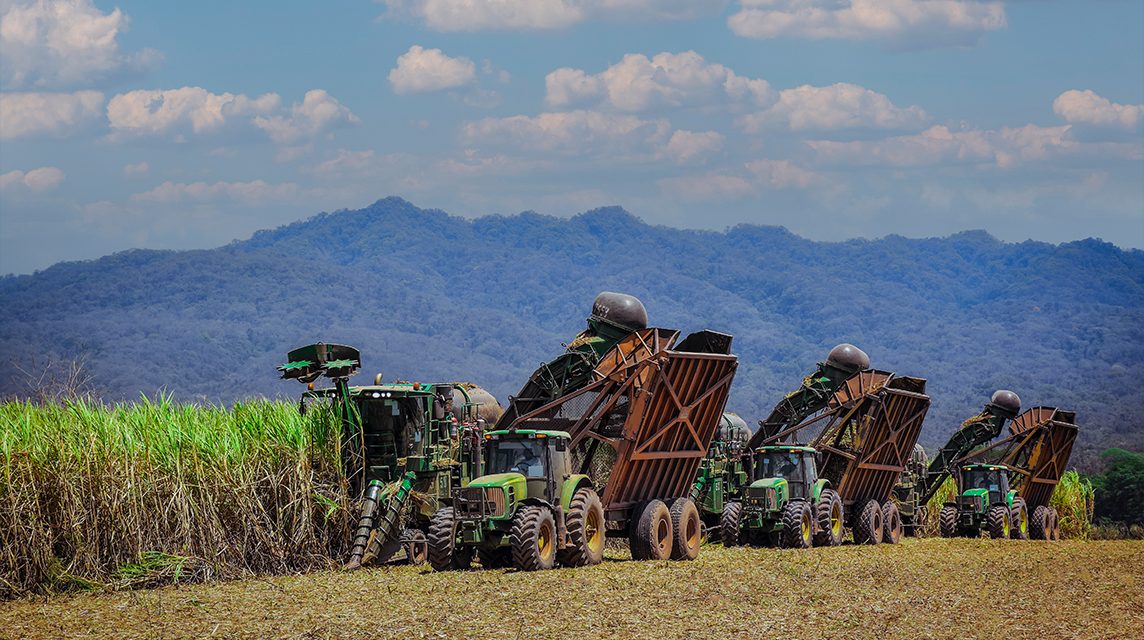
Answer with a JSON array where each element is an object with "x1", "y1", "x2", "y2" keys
[
  {"x1": 853, "y1": 498, "x2": 884, "y2": 545},
  {"x1": 510, "y1": 505, "x2": 557, "y2": 571},
  {"x1": 477, "y1": 547, "x2": 512, "y2": 569},
  {"x1": 720, "y1": 502, "x2": 743, "y2": 547},
  {"x1": 909, "y1": 506, "x2": 927, "y2": 537},
  {"x1": 1030, "y1": 505, "x2": 1050, "y2": 540},
  {"x1": 1010, "y1": 499, "x2": 1029, "y2": 540},
  {"x1": 427, "y1": 507, "x2": 471, "y2": 571},
  {"x1": 987, "y1": 505, "x2": 1011, "y2": 539},
  {"x1": 403, "y1": 529, "x2": 428, "y2": 565},
  {"x1": 882, "y1": 502, "x2": 903, "y2": 545},
  {"x1": 781, "y1": 500, "x2": 813, "y2": 549},
  {"x1": 560, "y1": 488, "x2": 605, "y2": 567},
  {"x1": 814, "y1": 490, "x2": 844, "y2": 547},
  {"x1": 629, "y1": 500, "x2": 673, "y2": 561},
  {"x1": 668, "y1": 498, "x2": 702, "y2": 561},
  {"x1": 939, "y1": 505, "x2": 959, "y2": 538},
  {"x1": 1050, "y1": 508, "x2": 1061, "y2": 540}
]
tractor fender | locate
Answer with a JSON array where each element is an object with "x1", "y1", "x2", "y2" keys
[
  {"x1": 1005, "y1": 490, "x2": 1017, "y2": 508},
  {"x1": 560, "y1": 474, "x2": 595, "y2": 511},
  {"x1": 812, "y1": 479, "x2": 830, "y2": 502}
]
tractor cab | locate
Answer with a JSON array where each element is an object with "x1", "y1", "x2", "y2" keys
[
  {"x1": 751, "y1": 445, "x2": 819, "y2": 500},
  {"x1": 958, "y1": 464, "x2": 1011, "y2": 512},
  {"x1": 478, "y1": 430, "x2": 571, "y2": 504}
]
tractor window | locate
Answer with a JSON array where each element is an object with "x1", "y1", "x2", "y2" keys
[
  {"x1": 755, "y1": 450, "x2": 812, "y2": 499},
  {"x1": 963, "y1": 468, "x2": 1002, "y2": 493},
  {"x1": 486, "y1": 439, "x2": 548, "y2": 478}
]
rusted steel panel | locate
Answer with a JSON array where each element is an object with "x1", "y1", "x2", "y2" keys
[{"x1": 970, "y1": 407, "x2": 1079, "y2": 509}]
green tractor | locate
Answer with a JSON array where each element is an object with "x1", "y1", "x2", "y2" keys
[
  {"x1": 721, "y1": 445, "x2": 844, "y2": 549},
  {"x1": 692, "y1": 413, "x2": 751, "y2": 537},
  {"x1": 940, "y1": 464, "x2": 1024, "y2": 539},
  {"x1": 427, "y1": 428, "x2": 605, "y2": 572}
]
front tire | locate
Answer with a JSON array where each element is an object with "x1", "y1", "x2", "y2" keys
[
  {"x1": 560, "y1": 488, "x2": 605, "y2": 567},
  {"x1": 721, "y1": 502, "x2": 743, "y2": 547},
  {"x1": 814, "y1": 489, "x2": 844, "y2": 547},
  {"x1": 630, "y1": 500, "x2": 673, "y2": 560},
  {"x1": 987, "y1": 505, "x2": 1011, "y2": 539},
  {"x1": 427, "y1": 507, "x2": 472, "y2": 571},
  {"x1": 939, "y1": 505, "x2": 959, "y2": 538},
  {"x1": 882, "y1": 502, "x2": 903, "y2": 545},
  {"x1": 781, "y1": 500, "x2": 813, "y2": 549},
  {"x1": 511, "y1": 505, "x2": 557, "y2": 571},
  {"x1": 1010, "y1": 499, "x2": 1029, "y2": 540},
  {"x1": 853, "y1": 498, "x2": 884, "y2": 545},
  {"x1": 668, "y1": 498, "x2": 702, "y2": 561}
]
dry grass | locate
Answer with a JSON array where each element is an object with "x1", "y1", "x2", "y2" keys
[{"x1": 1, "y1": 539, "x2": 1140, "y2": 640}]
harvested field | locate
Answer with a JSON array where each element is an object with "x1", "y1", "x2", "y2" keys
[{"x1": 2, "y1": 539, "x2": 1140, "y2": 640}]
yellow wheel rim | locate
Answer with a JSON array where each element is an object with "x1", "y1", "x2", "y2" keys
[
  {"x1": 538, "y1": 522, "x2": 554, "y2": 560},
  {"x1": 832, "y1": 503, "x2": 842, "y2": 537},
  {"x1": 586, "y1": 510, "x2": 603, "y2": 553},
  {"x1": 801, "y1": 512, "x2": 811, "y2": 544}
]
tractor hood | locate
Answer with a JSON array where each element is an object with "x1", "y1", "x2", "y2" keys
[
  {"x1": 750, "y1": 477, "x2": 788, "y2": 491},
  {"x1": 469, "y1": 473, "x2": 527, "y2": 495}
]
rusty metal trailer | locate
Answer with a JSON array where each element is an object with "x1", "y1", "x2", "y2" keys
[
  {"x1": 499, "y1": 327, "x2": 738, "y2": 560},
  {"x1": 760, "y1": 369, "x2": 931, "y2": 544}
]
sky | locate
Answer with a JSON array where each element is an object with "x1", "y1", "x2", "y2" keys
[{"x1": 0, "y1": 0, "x2": 1142, "y2": 275}]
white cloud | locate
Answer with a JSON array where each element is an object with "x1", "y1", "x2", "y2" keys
[
  {"x1": 389, "y1": 45, "x2": 477, "y2": 94},
  {"x1": 738, "y1": 83, "x2": 928, "y2": 131},
  {"x1": 252, "y1": 90, "x2": 359, "y2": 144},
  {"x1": 0, "y1": 0, "x2": 160, "y2": 88},
  {"x1": 545, "y1": 51, "x2": 773, "y2": 112},
  {"x1": 130, "y1": 180, "x2": 302, "y2": 204},
  {"x1": 0, "y1": 166, "x2": 65, "y2": 192},
  {"x1": 314, "y1": 149, "x2": 377, "y2": 174},
  {"x1": 382, "y1": 0, "x2": 722, "y2": 32},
  {"x1": 806, "y1": 123, "x2": 1089, "y2": 169},
  {"x1": 1053, "y1": 90, "x2": 1143, "y2": 130},
  {"x1": 107, "y1": 87, "x2": 281, "y2": 138},
  {"x1": 122, "y1": 161, "x2": 149, "y2": 176},
  {"x1": 437, "y1": 152, "x2": 546, "y2": 176},
  {"x1": 728, "y1": 0, "x2": 1007, "y2": 47},
  {"x1": 660, "y1": 130, "x2": 724, "y2": 165},
  {"x1": 461, "y1": 110, "x2": 672, "y2": 156},
  {"x1": 745, "y1": 158, "x2": 819, "y2": 188},
  {"x1": 0, "y1": 90, "x2": 103, "y2": 138},
  {"x1": 659, "y1": 158, "x2": 820, "y2": 200}
]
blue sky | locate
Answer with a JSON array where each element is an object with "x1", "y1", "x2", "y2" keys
[{"x1": 1, "y1": 0, "x2": 1141, "y2": 274}]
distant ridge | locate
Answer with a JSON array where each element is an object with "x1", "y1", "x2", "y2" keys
[{"x1": 2, "y1": 196, "x2": 1141, "y2": 471}]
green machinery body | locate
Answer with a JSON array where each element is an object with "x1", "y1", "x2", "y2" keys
[
  {"x1": 278, "y1": 342, "x2": 496, "y2": 568},
  {"x1": 692, "y1": 413, "x2": 750, "y2": 530}
]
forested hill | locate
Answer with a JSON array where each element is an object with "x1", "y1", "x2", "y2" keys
[{"x1": 2, "y1": 196, "x2": 1142, "y2": 471}]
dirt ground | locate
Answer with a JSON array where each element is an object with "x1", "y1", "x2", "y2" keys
[{"x1": 2, "y1": 538, "x2": 1141, "y2": 640}]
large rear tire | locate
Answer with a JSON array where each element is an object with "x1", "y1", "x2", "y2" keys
[
  {"x1": 629, "y1": 500, "x2": 673, "y2": 561},
  {"x1": 720, "y1": 501, "x2": 743, "y2": 547},
  {"x1": 1030, "y1": 505, "x2": 1050, "y2": 540},
  {"x1": 987, "y1": 505, "x2": 1011, "y2": 539},
  {"x1": 668, "y1": 498, "x2": 702, "y2": 561},
  {"x1": 1049, "y1": 508, "x2": 1061, "y2": 540},
  {"x1": 882, "y1": 502, "x2": 903, "y2": 545},
  {"x1": 560, "y1": 488, "x2": 605, "y2": 567},
  {"x1": 427, "y1": 507, "x2": 472, "y2": 571},
  {"x1": 781, "y1": 500, "x2": 813, "y2": 549},
  {"x1": 1010, "y1": 499, "x2": 1029, "y2": 540},
  {"x1": 403, "y1": 529, "x2": 427, "y2": 565},
  {"x1": 939, "y1": 505, "x2": 959, "y2": 538},
  {"x1": 510, "y1": 505, "x2": 557, "y2": 571},
  {"x1": 814, "y1": 489, "x2": 844, "y2": 547},
  {"x1": 853, "y1": 498, "x2": 883, "y2": 545}
]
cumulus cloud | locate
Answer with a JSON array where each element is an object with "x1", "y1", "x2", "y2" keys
[
  {"x1": 545, "y1": 51, "x2": 773, "y2": 112},
  {"x1": 0, "y1": 0, "x2": 160, "y2": 88},
  {"x1": 314, "y1": 149, "x2": 377, "y2": 174},
  {"x1": 738, "y1": 83, "x2": 928, "y2": 132},
  {"x1": 660, "y1": 130, "x2": 724, "y2": 165},
  {"x1": 382, "y1": 0, "x2": 722, "y2": 32},
  {"x1": 0, "y1": 166, "x2": 65, "y2": 192},
  {"x1": 659, "y1": 158, "x2": 820, "y2": 200},
  {"x1": 806, "y1": 123, "x2": 1085, "y2": 169},
  {"x1": 389, "y1": 45, "x2": 477, "y2": 94},
  {"x1": 0, "y1": 90, "x2": 103, "y2": 138},
  {"x1": 252, "y1": 90, "x2": 359, "y2": 144},
  {"x1": 461, "y1": 110, "x2": 672, "y2": 156},
  {"x1": 728, "y1": 0, "x2": 1007, "y2": 48},
  {"x1": 1053, "y1": 90, "x2": 1143, "y2": 130},
  {"x1": 130, "y1": 180, "x2": 302, "y2": 204},
  {"x1": 107, "y1": 87, "x2": 281, "y2": 138}
]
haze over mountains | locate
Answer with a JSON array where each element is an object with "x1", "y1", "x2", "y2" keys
[{"x1": 2, "y1": 197, "x2": 1141, "y2": 471}]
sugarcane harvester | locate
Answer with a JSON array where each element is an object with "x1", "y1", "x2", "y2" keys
[
  {"x1": 714, "y1": 344, "x2": 870, "y2": 548},
  {"x1": 940, "y1": 406, "x2": 1079, "y2": 541},
  {"x1": 428, "y1": 292, "x2": 739, "y2": 571},
  {"x1": 893, "y1": 390, "x2": 1022, "y2": 535},
  {"x1": 691, "y1": 412, "x2": 751, "y2": 537},
  {"x1": 746, "y1": 369, "x2": 931, "y2": 545},
  {"x1": 278, "y1": 343, "x2": 500, "y2": 569}
]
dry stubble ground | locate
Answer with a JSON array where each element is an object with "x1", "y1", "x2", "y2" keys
[{"x1": 1, "y1": 538, "x2": 1141, "y2": 640}]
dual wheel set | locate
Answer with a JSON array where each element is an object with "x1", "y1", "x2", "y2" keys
[
  {"x1": 939, "y1": 499, "x2": 1062, "y2": 540},
  {"x1": 720, "y1": 491, "x2": 905, "y2": 549}
]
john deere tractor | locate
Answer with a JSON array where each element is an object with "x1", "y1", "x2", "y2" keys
[
  {"x1": 940, "y1": 464, "x2": 1023, "y2": 539},
  {"x1": 720, "y1": 445, "x2": 844, "y2": 549},
  {"x1": 427, "y1": 428, "x2": 605, "y2": 572}
]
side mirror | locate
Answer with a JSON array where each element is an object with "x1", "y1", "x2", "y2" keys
[{"x1": 556, "y1": 439, "x2": 567, "y2": 452}]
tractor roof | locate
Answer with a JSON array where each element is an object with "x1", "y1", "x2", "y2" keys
[
  {"x1": 487, "y1": 429, "x2": 571, "y2": 440},
  {"x1": 963, "y1": 463, "x2": 1009, "y2": 471},
  {"x1": 757, "y1": 444, "x2": 817, "y2": 454}
]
